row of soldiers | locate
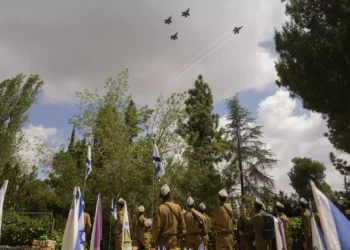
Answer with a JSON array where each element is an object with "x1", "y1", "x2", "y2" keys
[{"x1": 114, "y1": 184, "x2": 315, "y2": 250}]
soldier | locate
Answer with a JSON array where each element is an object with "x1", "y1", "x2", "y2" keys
[
  {"x1": 184, "y1": 197, "x2": 206, "y2": 250},
  {"x1": 211, "y1": 189, "x2": 235, "y2": 250},
  {"x1": 265, "y1": 206, "x2": 276, "y2": 250},
  {"x1": 237, "y1": 205, "x2": 254, "y2": 250},
  {"x1": 299, "y1": 198, "x2": 312, "y2": 250},
  {"x1": 133, "y1": 218, "x2": 153, "y2": 250},
  {"x1": 199, "y1": 202, "x2": 210, "y2": 249},
  {"x1": 115, "y1": 198, "x2": 125, "y2": 250},
  {"x1": 275, "y1": 202, "x2": 292, "y2": 250},
  {"x1": 247, "y1": 199, "x2": 269, "y2": 250},
  {"x1": 152, "y1": 184, "x2": 186, "y2": 249},
  {"x1": 82, "y1": 201, "x2": 92, "y2": 235},
  {"x1": 132, "y1": 206, "x2": 146, "y2": 246}
]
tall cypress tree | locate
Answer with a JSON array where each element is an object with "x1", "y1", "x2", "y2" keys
[
  {"x1": 68, "y1": 125, "x2": 76, "y2": 154},
  {"x1": 124, "y1": 99, "x2": 139, "y2": 144},
  {"x1": 177, "y1": 75, "x2": 225, "y2": 211}
]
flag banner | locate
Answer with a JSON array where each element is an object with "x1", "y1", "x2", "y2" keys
[
  {"x1": 309, "y1": 202, "x2": 327, "y2": 250},
  {"x1": 0, "y1": 180, "x2": 8, "y2": 238},
  {"x1": 311, "y1": 180, "x2": 350, "y2": 250},
  {"x1": 90, "y1": 193, "x2": 102, "y2": 250},
  {"x1": 111, "y1": 196, "x2": 117, "y2": 220},
  {"x1": 121, "y1": 202, "x2": 132, "y2": 250},
  {"x1": 153, "y1": 141, "x2": 165, "y2": 180},
  {"x1": 85, "y1": 142, "x2": 92, "y2": 179},
  {"x1": 62, "y1": 187, "x2": 85, "y2": 250},
  {"x1": 273, "y1": 216, "x2": 287, "y2": 250}
]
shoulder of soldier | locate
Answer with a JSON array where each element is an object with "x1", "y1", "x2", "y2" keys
[
  {"x1": 118, "y1": 209, "x2": 124, "y2": 215},
  {"x1": 253, "y1": 212, "x2": 263, "y2": 219},
  {"x1": 280, "y1": 214, "x2": 289, "y2": 221},
  {"x1": 302, "y1": 209, "x2": 310, "y2": 218}
]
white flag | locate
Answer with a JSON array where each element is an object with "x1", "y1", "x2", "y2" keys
[
  {"x1": 122, "y1": 202, "x2": 132, "y2": 250},
  {"x1": 153, "y1": 141, "x2": 165, "y2": 180},
  {"x1": 85, "y1": 142, "x2": 92, "y2": 179},
  {"x1": 0, "y1": 180, "x2": 8, "y2": 238}
]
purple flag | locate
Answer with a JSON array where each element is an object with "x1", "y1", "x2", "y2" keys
[{"x1": 90, "y1": 193, "x2": 102, "y2": 250}]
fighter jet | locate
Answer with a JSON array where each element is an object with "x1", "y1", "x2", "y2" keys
[
  {"x1": 182, "y1": 8, "x2": 190, "y2": 17},
  {"x1": 233, "y1": 26, "x2": 243, "y2": 34},
  {"x1": 164, "y1": 16, "x2": 172, "y2": 24},
  {"x1": 170, "y1": 32, "x2": 178, "y2": 40}
]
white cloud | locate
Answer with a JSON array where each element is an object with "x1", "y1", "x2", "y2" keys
[
  {"x1": 20, "y1": 124, "x2": 63, "y2": 166},
  {"x1": 220, "y1": 90, "x2": 348, "y2": 193},
  {"x1": 0, "y1": 0, "x2": 286, "y2": 105}
]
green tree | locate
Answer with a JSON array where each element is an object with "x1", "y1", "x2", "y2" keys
[
  {"x1": 274, "y1": 0, "x2": 350, "y2": 153},
  {"x1": 177, "y1": 75, "x2": 226, "y2": 212},
  {"x1": 0, "y1": 74, "x2": 43, "y2": 166},
  {"x1": 224, "y1": 94, "x2": 276, "y2": 198},
  {"x1": 125, "y1": 99, "x2": 140, "y2": 144},
  {"x1": 330, "y1": 152, "x2": 350, "y2": 208},
  {"x1": 288, "y1": 157, "x2": 337, "y2": 201}
]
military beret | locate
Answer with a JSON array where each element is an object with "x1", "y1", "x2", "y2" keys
[
  {"x1": 144, "y1": 218, "x2": 152, "y2": 228},
  {"x1": 160, "y1": 184, "x2": 171, "y2": 196},
  {"x1": 117, "y1": 198, "x2": 125, "y2": 204},
  {"x1": 218, "y1": 189, "x2": 228, "y2": 198},
  {"x1": 299, "y1": 197, "x2": 308, "y2": 206},
  {"x1": 138, "y1": 206, "x2": 145, "y2": 213},
  {"x1": 187, "y1": 197, "x2": 194, "y2": 206},
  {"x1": 199, "y1": 202, "x2": 206, "y2": 210},
  {"x1": 275, "y1": 201, "x2": 284, "y2": 209},
  {"x1": 255, "y1": 198, "x2": 263, "y2": 206}
]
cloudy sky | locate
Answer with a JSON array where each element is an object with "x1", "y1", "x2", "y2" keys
[{"x1": 1, "y1": 0, "x2": 346, "y2": 192}]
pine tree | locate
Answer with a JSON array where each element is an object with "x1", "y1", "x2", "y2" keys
[
  {"x1": 224, "y1": 94, "x2": 276, "y2": 198},
  {"x1": 177, "y1": 75, "x2": 226, "y2": 211},
  {"x1": 124, "y1": 99, "x2": 139, "y2": 144},
  {"x1": 330, "y1": 152, "x2": 350, "y2": 208}
]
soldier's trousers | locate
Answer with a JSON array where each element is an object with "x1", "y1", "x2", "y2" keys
[
  {"x1": 115, "y1": 235, "x2": 122, "y2": 250},
  {"x1": 186, "y1": 234, "x2": 203, "y2": 250},
  {"x1": 254, "y1": 241, "x2": 269, "y2": 250},
  {"x1": 155, "y1": 235, "x2": 178, "y2": 250},
  {"x1": 216, "y1": 233, "x2": 234, "y2": 250},
  {"x1": 239, "y1": 238, "x2": 254, "y2": 250},
  {"x1": 306, "y1": 238, "x2": 312, "y2": 250}
]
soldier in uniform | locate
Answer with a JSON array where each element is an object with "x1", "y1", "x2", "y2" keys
[
  {"x1": 247, "y1": 199, "x2": 269, "y2": 250},
  {"x1": 199, "y1": 202, "x2": 210, "y2": 249},
  {"x1": 152, "y1": 184, "x2": 186, "y2": 250},
  {"x1": 115, "y1": 198, "x2": 125, "y2": 250},
  {"x1": 237, "y1": 205, "x2": 254, "y2": 250},
  {"x1": 299, "y1": 198, "x2": 312, "y2": 250},
  {"x1": 210, "y1": 189, "x2": 235, "y2": 250},
  {"x1": 132, "y1": 206, "x2": 147, "y2": 247},
  {"x1": 184, "y1": 197, "x2": 206, "y2": 250},
  {"x1": 83, "y1": 201, "x2": 92, "y2": 235},
  {"x1": 133, "y1": 218, "x2": 153, "y2": 250},
  {"x1": 275, "y1": 202, "x2": 292, "y2": 250}
]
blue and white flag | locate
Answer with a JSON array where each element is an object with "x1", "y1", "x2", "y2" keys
[
  {"x1": 62, "y1": 187, "x2": 85, "y2": 250},
  {"x1": 308, "y1": 202, "x2": 327, "y2": 250},
  {"x1": 111, "y1": 196, "x2": 117, "y2": 220},
  {"x1": 0, "y1": 180, "x2": 8, "y2": 239},
  {"x1": 153, "y1": 141, "x2": 165, "y2": 180},
  {"x1": 85, "y1": 142, "x2": 92, "y2": 179},
  {"x1": 311, "y1": 180, "x2": 350, "y2": 250},
  {"x1": 198, "y1": 243, "x2": 205, "y2": 250}
]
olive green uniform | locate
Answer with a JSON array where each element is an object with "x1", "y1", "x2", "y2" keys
[
  {"x1": 279, "y1": 214, "x2": 292, "y2": 250},
  {"x1": 237, "y1": 216, "x2": 254, "y2": 250},
  {"x1": 132, "y1": 214, "x2": 146, "y2": 246},
  {"x1": 115, "y1": 209, "x2": 124, "y2": 250},
  {"x1": 211, "y1": 203, "x2": 235, "y2": 250},
  {"x1": 247, "y1": 212, "x2": 269, "y2": 250},
  {"x1": 184, "y1": 208, "x2": 206, "y2": 250},
  {"x1": 152, "y1": 201, "x2": 186, "y2": 249},
  {"x1": 134, "y1": 229, "x2": 152, "y2": 250},
  {"x1": 201, "y1": 212, "x2": 210, "y2": 248},
  {"x1": 84, "y1": 212, "x2": 92, "y2": 234},
  {"x1": 301, "y1": 209, "x2": 312, "y2": 250}
]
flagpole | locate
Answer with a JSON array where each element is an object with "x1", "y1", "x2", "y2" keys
[
  {"x1": 152, "y1": 169, "x2": 155, "y2": 217},
  {"x1": 82, "y1": 177, "x2": 87, "y2": 199}
]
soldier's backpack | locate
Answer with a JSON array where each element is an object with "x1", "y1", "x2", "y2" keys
[{"x1": 262, "y1": 212, "x2": 275, "y2": 241}]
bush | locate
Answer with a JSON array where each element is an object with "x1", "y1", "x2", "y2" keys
[
  {"x1": 50, "y1": 229, "x2": 63, "y2": 250},
  {"x1": 2, "y1": 210, "x2": 51, "y2": 246}
]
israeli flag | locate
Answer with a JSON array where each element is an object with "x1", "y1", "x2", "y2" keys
[
  {"x1": 153, "y1": 140, "x2": 165, "y2": 180},
  {"x1": 111, "y1": 196, "x2": 117, "y2": 220},
  {"x1": 62, "y1": 187, "x2": 85, "y2": 250},
  {"x1": 198, "y1": 243, "x2": 205, "y2": 250},
  {"x1": 85, "y1": 142, "x2": 92, "y2": 179},
  {"x1": 308, "y1": 201, "x2": 327, "y2": 250},
  {"x1": 311, "y1": 180, "x2": 350, "y2": 249}
]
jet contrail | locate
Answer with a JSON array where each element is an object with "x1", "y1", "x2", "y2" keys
[
  {"x1": 172, "y1": 35, "x2": 235, "y2": 82},
  {"x1": 174, "y1": 29, "x2": 232, "y2": 75}
]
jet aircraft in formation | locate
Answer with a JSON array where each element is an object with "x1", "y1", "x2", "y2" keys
[
  {"x1": 164, "y1": 16, "x2": 172, "y2": 24},
  {"x1": 182, "y1": 8, "x2": 190, "y2": 17},
  {"x1": 233, "y1": 26, "x2": 243, "y2": 34},
  {"x1": 170, "y1": 32, "x2": 178, "y2": 40}
]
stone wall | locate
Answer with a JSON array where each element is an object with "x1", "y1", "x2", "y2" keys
[{"x1": 31, "y1": 240, "x2": 55, "y2": 250}]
